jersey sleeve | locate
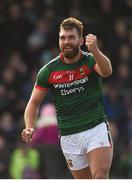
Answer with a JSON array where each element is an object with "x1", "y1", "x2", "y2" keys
[
  {"x1": 88, "y1": 53, "x2": 96, "y2": 70},
  {"x1": 35, "y1": 65, "x2": 50, "y2": 91}
]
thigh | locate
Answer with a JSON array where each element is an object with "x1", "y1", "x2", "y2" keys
[
  {"x1": 61, "y1": 133, "x2": 91, "y2": 178},
  {"x1": 87, "y1": 146, "x2": 113, "y2": 178},
  {"x1": 71, "y1": 166, "x2": 92, "y2": 179},
  {"x1": 62, "y1": 152, "x2": 91, "y2": 179},
  {"x1": 62, "y1": 152, "x2": 88, "y2": 170}
]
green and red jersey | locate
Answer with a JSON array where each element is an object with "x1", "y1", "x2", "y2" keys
[{"x1": 35, "y1": 51, "x2": 107, "y2": 135}]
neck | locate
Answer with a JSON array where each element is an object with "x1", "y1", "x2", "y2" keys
[{"x1": 63, "y1": 50, "x2": 82, "y2": 64}]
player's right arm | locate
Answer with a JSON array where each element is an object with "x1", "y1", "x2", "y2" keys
[
  {"x1": 22, "y1": 64, "x2": 50, "y2": 143},
  {"x1": 21, "y1": 87, "x2": 48, "y2": 143}
]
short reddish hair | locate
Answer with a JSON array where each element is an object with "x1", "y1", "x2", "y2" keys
[{"x1": 60, "y1": 17, "x2": 83, "y2": 37}]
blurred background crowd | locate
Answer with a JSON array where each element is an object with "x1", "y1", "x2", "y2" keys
[{"x1": 0, "y1": 0, "x2": 131, "y2": 179}]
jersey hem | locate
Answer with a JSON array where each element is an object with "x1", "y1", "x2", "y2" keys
[{"x1": 60, "y1": 117, "x2": 107, "y2": 136}]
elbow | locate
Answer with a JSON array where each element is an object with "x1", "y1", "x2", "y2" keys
[
  {"x1": 107, "y1": 64, "x2": 113, "y2": 77},
  {"x1": 102, "y1": 67, "x2": 112, "y2": 77}
]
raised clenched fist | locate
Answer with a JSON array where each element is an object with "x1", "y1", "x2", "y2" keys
[
  {"x1": 21, "y1": 128, "x2": 35, "y2": 143},
  {"x1": 85, "y1": 34, "x2": 97, "y2": 53}
]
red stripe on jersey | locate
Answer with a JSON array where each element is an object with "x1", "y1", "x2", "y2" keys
[
  {"x1": 35, "y1": 85, "x2": 48, "y2": 91},
  {"x1": 48, "y1": 65, "x2": 92, "y2": 84}
]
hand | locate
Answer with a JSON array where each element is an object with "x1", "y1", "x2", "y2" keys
[
  {"x1": 21, "y1": 128, "x2": 35, "y2": 143},
  {"x1": 85, "y1": 34, "x2": 98, "y2": 53}
]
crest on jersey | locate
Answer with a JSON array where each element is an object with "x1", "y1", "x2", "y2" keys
[
  {"x1": 80, "y1": 67, "x2": 85, "y2": 75},
  {"x1": 67, "y1": 159, "x2": 73, "y2": 168}
]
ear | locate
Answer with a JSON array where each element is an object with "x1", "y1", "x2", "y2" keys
[{"x1": 80, "y1": 37, "x2": 84, "y2": 46}]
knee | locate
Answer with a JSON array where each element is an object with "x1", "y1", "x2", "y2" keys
[{"x1": 92, "y1": 169, "x2": 109, "y2": 179}]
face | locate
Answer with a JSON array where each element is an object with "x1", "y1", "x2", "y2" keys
[{"x1": 59, "y1": 28, "x2": 83, "y2": 59}]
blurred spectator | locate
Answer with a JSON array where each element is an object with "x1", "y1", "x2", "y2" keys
[
  {"x1": 125, "y1": 0, "x2": 132, "y2": 15},
  {"x1": 7, "y1": 51, "x2": 28, "y2": 75},
  {"x1": 40, "y1": 46, "x2": 59, "y2": 66},
  {"x1": 128, "y1": 27, "x2": 132, "y2": 47},
  {"x1": 113, "y1": 20, "x2": 127, "y2": 43},
  {"x1": 106, "y1": 20, "x2": 128, "y2": 68},
  {"x1": 0, "y1": 0, "x2": 6, "y2": 67},
  {"x1": 0, "y1": 134, "x2": 10, "y2": 178},
  {"x1": 115, "y1": 63, "x2": 132, "y2": 96},
  {"x1": 109, "y1": 121, "x2": 120, "y2": 178},
  {"x1": 27, "y1": 17, "x2": 51, "y2": 68},
  {"x1": 99, "y1": 0, "x2": 113, "y2": 15},
  {"x1": 33, "y1": 103, "x2": 58, "y2": 145},
  {"x1": 0, "y1": 84, "x2": 8, "y2": 112},
  {"x1": 118, "y1": 43, "x2": 131, "y2": 63},
  {"x1": 22, "y1": 0, "x2": 38, "y2": 24},
  {"x1": 3, "y1": 2, "x2": 32, "y2": 59},
  {"x1": 6, "y1": 51, "x2": 33, "y2": 101},
  {"x1": 9, "y1": 142, "x2": 40, "y2": 179},
  {"x1": 118, "y1": 145, "x2": 132, "y2": 178},
  {"x1": 126, "y1": 106, "x2": 132, "y2": 146},
  {"x1": 27, "y1": 18, "x2": 49, "y2": 51},
  {"x1": 103, "y1": 83, "x2": 125, "y2": 122},
  {"x1": 0, "y1": 112, "x2": 18, "y2": 149},
  {"x1": 0, "y1": 66, "x2": 21, "y2": 113}
]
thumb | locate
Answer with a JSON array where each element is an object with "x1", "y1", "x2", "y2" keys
[
  {"x1": 26, "y1": 128, "x2": 34, "y2": 135},
  {"x1": 85, "y1": 42, "x2": 90, "y2": 52}
]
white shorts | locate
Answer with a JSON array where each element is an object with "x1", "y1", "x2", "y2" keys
[{"x1": 60, "y1": 122, "x2": 112, "y2": 170}]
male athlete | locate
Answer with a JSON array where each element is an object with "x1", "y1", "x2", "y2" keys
[{"x1": 22, "y1": 17, "x2": 113, "y2": 179}]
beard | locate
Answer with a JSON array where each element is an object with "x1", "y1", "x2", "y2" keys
[{"x1": 61, "y1": 45, "x2": 80, "y2": 59}]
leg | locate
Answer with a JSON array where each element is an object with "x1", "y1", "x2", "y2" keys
[
  {"x1": 61, "y1": 151, "x2": 92, "y2": 179},
  {"x1": 71, "y1": 166, "x2": 92, "y2": 179},
  {"x1": 63, "y1": 153, "x2": 92, "y2": 179},
  {"x1": 87, "y1": 147, "x2": 113, "y2": 179}
]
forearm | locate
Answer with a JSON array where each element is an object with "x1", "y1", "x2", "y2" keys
[
  {"x1": 24, "y1": 101, "x2": 39, "y2": 129},
  {"x1": 93, "y1": 48, "x2": 112, "y2": 77}
]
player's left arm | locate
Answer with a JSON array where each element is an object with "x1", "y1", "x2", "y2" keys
[{"x1": 85, "y1": 34, "x2": 112, "y2": 77}]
